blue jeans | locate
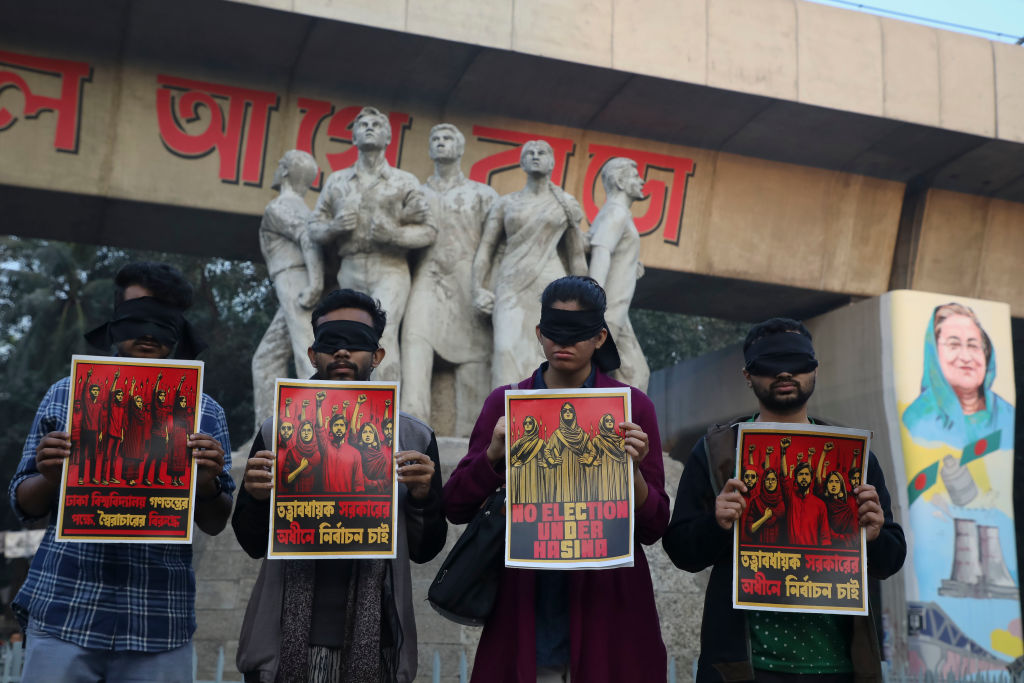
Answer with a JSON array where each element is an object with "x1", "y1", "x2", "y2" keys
[{"x1": 23, "y1": 619, "x2": 194, "y2": 682}]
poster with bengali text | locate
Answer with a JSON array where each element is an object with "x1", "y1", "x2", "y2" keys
[
  {"x1": 732, "y1": 422, "x2": 870, "y2": 614},
  {"x1": 56, "y1": 356, "x2": 203, "y2": 543},
  {"x1": 505, "y1": 388, "x2": 633, "y2": 570},
  {"x1": 268, "y1": 379, "x2": 398, "y2": 559}
]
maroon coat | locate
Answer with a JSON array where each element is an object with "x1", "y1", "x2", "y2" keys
[{"x1": 443, "y1": 368, "x2": 669, "y2": 683}]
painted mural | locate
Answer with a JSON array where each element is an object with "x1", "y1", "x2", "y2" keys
[{"x1": 889, "y1": 290, "x2": 1019, "y2": 678}]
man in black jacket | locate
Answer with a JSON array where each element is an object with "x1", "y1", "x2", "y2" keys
[
  {"x1": 662, "y1": 318, "x2": 905, "y2": 683},
  {"x1": 232, "y1": 289, "x2": 447, "y2": 683}
]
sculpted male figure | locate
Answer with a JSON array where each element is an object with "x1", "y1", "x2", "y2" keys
[
  {"x1": 252, "y1": 150, "x2": 324, "y2": 423},
  {"x1": 588, "y1": 157, "x2": 650, "y2": 391},
  {"x1": 473, "y1": 140, "x2": 588, "y2": 387},
  {"x1": 402, "y1": 123, "x2": 498, "y2": 435},
  {"x1": 309, "y1": 106, "x2": 436, "y2": 381}
]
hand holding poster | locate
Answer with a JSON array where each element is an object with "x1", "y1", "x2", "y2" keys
[
  {"x1": 56, "y1": 355, "x2": 204, "y2": 543},
  {"x1": 732, "y1": 422, "x2": 871, "y2": 615},
  {"x1": 504, "y1": 388, "x2": 633, "y2": 570},
  {"x1": 268, "y1": 379, "x2": 399, "y2": 559}
]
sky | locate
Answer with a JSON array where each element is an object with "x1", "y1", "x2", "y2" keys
[{"x1": 807, "y1": 0, "x2": 1024, "y2": 43}]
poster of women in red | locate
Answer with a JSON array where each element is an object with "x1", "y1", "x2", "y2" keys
[
  {"x1": 268, "y1": 379, "x2": 399, "y2": 559},
  {"x1": 732, "y1": 422, "x2": 871, "y2": 614},
  {"x1": 55, "y1": 355, "x2": 204, "y2": 543},
  {"x1": 504, "y1": 387, "x2": 633, "y2": 570}
]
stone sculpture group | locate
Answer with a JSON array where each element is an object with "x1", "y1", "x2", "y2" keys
[{"x1": 254, "y1": 106, "x2": 650, "y2": 436}]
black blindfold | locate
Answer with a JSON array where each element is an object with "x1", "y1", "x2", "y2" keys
[
  {"x1": 538, "y1": 306, "x2": 621, "y2": 372},
  {"x1": 744, "y1": 331, "x2": 818, "y2": 377},
  {"x1": 311, "y1": 320, "x2": 380, "y2": 354},
  {"x1": 84, "y1": 297, "x2": 207, "y2": 360}
]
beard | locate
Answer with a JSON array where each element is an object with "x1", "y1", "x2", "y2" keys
[{"x1": 752, "y1": 376, "x2": 815, "y2": 413}]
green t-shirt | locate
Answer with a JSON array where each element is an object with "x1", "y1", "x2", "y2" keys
[{"x1": 748, "y1": 610, "x2": 854, "y2": 674}]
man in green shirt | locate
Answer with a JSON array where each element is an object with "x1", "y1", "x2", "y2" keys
[{"x1": 662, "y1": 317, "x2": 906, "y2": 682}]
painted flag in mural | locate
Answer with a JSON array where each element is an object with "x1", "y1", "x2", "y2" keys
[
  {"x1": 732, "y1": 422, "x2": 871, "y2": 615},
  {"x1": 907, "y1": 461, "x2": 939, "y2": 506},
  {"x1": 960, "y1": 431, "x2": 1001, "y2": 466},
  {"x1": 504, "y1": 387, "x2": 634, "y2": 570}
]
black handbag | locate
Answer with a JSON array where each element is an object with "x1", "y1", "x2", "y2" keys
[{"x1": 427, "y1": 487, "x2": 506, "y2": 626}]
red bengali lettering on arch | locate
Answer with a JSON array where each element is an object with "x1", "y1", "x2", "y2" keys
[
  {"x1": 0, "y1": 50, "x2": 93, "y2": 153},
  {"x1": 469, "y1": 126, "x2": 576, "y2": 188},
  {"x1": 293, "y1": 98, "x2": 411, "y2": 190},
  {"x1": 582, "y1": 144, "x2": 696, "y2": 244},
  {"x1": 156, "y1": 74, "x2": 279, "y2": 186}
]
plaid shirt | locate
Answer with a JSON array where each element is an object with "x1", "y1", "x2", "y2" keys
[{"x1": 9, "y1": 376, "x2": 235, "y2": 652}]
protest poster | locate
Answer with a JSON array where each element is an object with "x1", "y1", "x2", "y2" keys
[
  {"x1": 56, "y1": 355, "x2": 204, "y2": 543},
  {"x1": 268, "y1": 379, "x2": 399, "y2": 559},
  {"x1": 504, "y1": 387, "x2": 634, "y2": 570},
  {"x1": 732, "y1": 422, "x2": 871, "y2": 614}
]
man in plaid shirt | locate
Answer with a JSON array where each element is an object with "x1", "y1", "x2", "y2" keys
[{"x1": 9, "y1": 262, "x2": 235, "y2": 682}]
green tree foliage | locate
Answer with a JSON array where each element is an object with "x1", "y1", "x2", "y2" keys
[
  {"x1": 629, "y1": 308, "x2": 748, "y2": 371},
  {"x1": 0, "y1": 237, "x2": 274, "y2": 528}
]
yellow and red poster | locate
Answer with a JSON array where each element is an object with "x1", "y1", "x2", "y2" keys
[
  {"x1": 504, "y1": 388, "x2": 633, "y2": 570},
  {"x1": 56, "y1": 355, "x2": 204, "y2": 543},
  {"x1": 887, "y1": 291, "x2": 1020, "y2": 673},
  {"x1": 268, "y1": 379, "x2": 399, "y2": 559},
  {"x1": 732, "y1": 423, "x2": 870, "y2": 615}
]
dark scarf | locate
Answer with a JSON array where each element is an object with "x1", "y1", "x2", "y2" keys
[
  {"x1": 276, "y1": 410, "x2": 398, "y2": 683},
  {"x1": 277, "y1": 561, "x2": 398, "y2": 683},
  {"x1": 743, "y1": 331, "x2": 817, "y2": 377},
  {"x1": 84, "y1": 296, "x2": 207, "y2": 359}
]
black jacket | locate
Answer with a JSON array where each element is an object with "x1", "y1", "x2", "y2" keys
[{"x1": 661, "y1": 418, "x2": 906, "y2": 682}]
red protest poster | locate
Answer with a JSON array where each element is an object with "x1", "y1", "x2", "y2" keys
[
  {"x1": 268, "y1": 379, "x2": 399, "y2": 559},
  {"x1": 732, "y1": 422, "x2": 871, "y2": 614},
  {"x1": 55, "y1": 355, "x2": 204, "y2": 543},
  {"x1": 504, "y1": 388, "x2": 633, "y2": 570}
]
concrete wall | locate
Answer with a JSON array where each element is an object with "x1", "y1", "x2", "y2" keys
[
  {"x1": 224, "y1": 0, "x2": 1024, "y2": 144},
  {"x1": 912, "y1": 189, "x2": 1024, "y2": 317}
]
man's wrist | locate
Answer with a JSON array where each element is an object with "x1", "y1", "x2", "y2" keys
[{"x1": 196, "y1": 476, "x2": 223, "y2": 502}]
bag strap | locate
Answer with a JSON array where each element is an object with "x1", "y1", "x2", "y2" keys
[{"x1": 259, "y1": 417, "x2": 273, "y2": 452}]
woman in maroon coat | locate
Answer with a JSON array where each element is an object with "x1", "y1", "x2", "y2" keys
[{"x1": 444, "y1": 276, "x2": 669, "y2": 683}]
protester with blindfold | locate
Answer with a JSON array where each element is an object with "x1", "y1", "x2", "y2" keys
[
  {"x1": 444, "y1": 275, "x2": 670, "y2": 683},
  {"x1": 663, "y1": 318, "x2": 905, "y2": 683},
  {"x1": 10, "y1": 261, "x2": 234, "y2": 682},
  {"x1": 233, "y1": 288, "x2": 447, "y2": 683}
]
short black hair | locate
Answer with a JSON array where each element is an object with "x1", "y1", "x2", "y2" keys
[
  {"x1": 743, "y1": 317, "x2": 812, "y2": 352},
  {"x1": 794, "y1": 461, "x2": 813, "y2": 476},
  {"x1": 540, "y1": 276, "x2": 607, "y2": 313},
  {"x1": 114, "y1": 262, "x2": 193, "y2": 310},
  {"x1": 310, "y1": 289, "x2": 387, "y2": 338}
]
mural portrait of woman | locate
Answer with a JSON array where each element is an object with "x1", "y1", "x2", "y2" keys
[{"x1": 902, "y1": 302, "x2": 1015, "y2": 450}]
